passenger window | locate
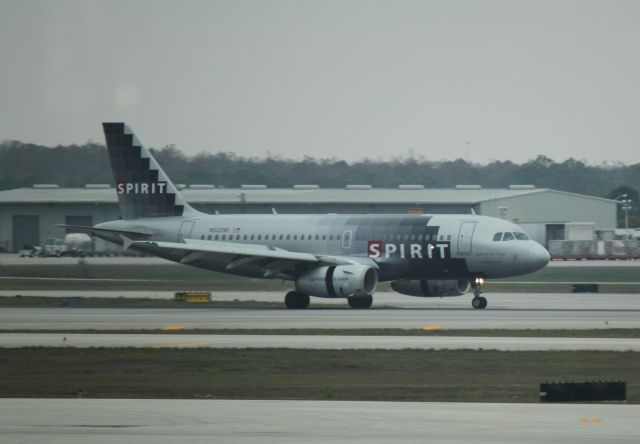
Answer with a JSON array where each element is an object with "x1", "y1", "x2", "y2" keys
[
  {"x1": 279, "y1": 235, "x2": 283, "y2": 240},
  {"x1": 208, "y1": 235, "x2": 212, "y2": 240},
  {"x1": 293, "y1": 235, "x2": 298, "y2": 240},
  {"x1": 322, "y1": 235, "x2": 326, "y2": 240},
  {"x1": 215, "y1": 234, "x2": 219, "y2": 240},
  {"x1": 503, "y1": 232, "x2": 514, "y2": 241},
  {"x1": 315, "y1": 235, "x2": 319, "y2": 240},
  {"x1": 221, "y1": 235, "x2": 226, "y2": 240},
  {"x1": 403, "y1": 234, "x2": 409, "y2": 241},
  {"x1": 493, "y1": 232, "x2": 502, "y2": 241},
  {"x1": 257, "y1": 235, "x2": 261, "y2": 240},
  {"x1": 236, "y1": 234, "x2": 240, "y2": 240},
  {"x1": 301, "y1": 235, "x2": 305, "y2": 240},
  {"x1": 447, "y1": 235, "x2": 451, "y2": 241},
  {"x1": 329, "y1": 235, "x2": 334, "y2": 240},
  {"x1": 286, "y1": 234, "x2": 291, "y2": 240},
  {"x1": 514, "y1": 232, "x2": 529, "y2": 240},
  {"x1": 243, "y1": 235, "x2": 248, "y2": 240},
  {"x1": 201, "y1": 235, "x2": 204, "y2": 240},
  {"x1": 410, "y1": 234, "x2": 416, "y2": 241},
  {"x1": 337, "y1": 235, "x2": 341, "y2": 240}
]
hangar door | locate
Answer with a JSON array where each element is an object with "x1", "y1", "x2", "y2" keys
[{"x1": 13, "y1": 215, "x2": 40, "y2": 252}]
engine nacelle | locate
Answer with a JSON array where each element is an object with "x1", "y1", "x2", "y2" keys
[
  {"x1": 296, "y1": 265, "x2": 378, "y2": 298},
  {"x1": 390, "y1": 279, "x2": 470, "y2": 297}
]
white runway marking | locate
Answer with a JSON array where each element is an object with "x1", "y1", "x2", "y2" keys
[{"x1": 2, "y1": 333, "x2": 640, "y2": 351}]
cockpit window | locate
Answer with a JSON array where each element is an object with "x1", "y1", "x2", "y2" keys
[
  {"x1": 502, "y1": 232, "x2": 514, "y2": 241},
  {"x1": 493, "y1": 232, "x2": 502, "y2": 241},
  {"x1": 514, "y1": 232, "x2": 529, "y2": 240}
]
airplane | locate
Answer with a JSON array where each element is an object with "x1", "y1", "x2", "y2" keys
[{"x1": 61, "y1": 122, "x2": 550, "y2": 310}]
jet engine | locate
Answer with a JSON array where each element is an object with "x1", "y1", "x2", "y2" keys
[
  {"x1": 390, "y1": 279, "x2": 470, "y2": 297},
  {"x1": 296, "y1": 265, "x2": 378, "y2": 298}
]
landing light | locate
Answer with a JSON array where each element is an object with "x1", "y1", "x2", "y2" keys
[{"x1": 475, "y1": 277, "x2": 485, "y2": 285}]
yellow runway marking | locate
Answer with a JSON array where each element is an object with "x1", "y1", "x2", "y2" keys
[
  {"x1": 580, "y1": 418, "x2": 603, "y2": 425},
  {"x1": 421, "y1": 324, "x2": 441, "y2": 331},
  {"x1": 162, "y1": 325, "x2": 185, "y2": 331}
]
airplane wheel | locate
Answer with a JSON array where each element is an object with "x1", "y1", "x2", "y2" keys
[
  {"x1": 472, "y1": 297, "x2": 487, "y2": 309},
  {"x1": 285, "y1": 291, "x2": 310, "y2": 309},
  {"x1": 348, "y1": 295, "x2": 373, "y2": 309}
]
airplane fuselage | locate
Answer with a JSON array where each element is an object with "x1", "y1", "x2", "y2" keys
[{"x1": 96, "y1": 213, "x2": 550, "y2": 282}]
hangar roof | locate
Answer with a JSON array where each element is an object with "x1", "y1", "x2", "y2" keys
[{"x1": 0, "y1": 186, "x2": 616, "y2": 205}]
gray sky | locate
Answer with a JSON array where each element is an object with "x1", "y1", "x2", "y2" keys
[{"x1": 1, "y1": 0, "x2": 640, "y2": 164}]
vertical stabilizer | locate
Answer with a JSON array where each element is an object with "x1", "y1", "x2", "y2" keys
[{"x1": 103, "y1": 122, "x2": 199, "y2": 219}]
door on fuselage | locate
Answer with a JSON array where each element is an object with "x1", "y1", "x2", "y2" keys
[
  {"x1": 457, "y1": 221, "x2": 476, "y2": 254},
  {"x1": 178, "y1": 221, "x2": 195, "y2": 242}
]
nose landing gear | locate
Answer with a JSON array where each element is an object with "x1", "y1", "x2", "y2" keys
[{"x1": 471, "y1": 277, "x2": 487, "y2": 309}]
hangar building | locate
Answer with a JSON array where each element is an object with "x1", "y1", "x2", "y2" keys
[{"x1": 0, "y1": 184, "x2": 616, "y2": 252}]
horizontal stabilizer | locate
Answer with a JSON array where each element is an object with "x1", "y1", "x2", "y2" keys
[{"x1": 56, "y1": 224, "x2": 153, "y2": 238}]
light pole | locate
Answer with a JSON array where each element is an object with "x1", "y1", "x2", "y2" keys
[{"x1": 615, "y1": 194, "x2": 632, "y2": 231}]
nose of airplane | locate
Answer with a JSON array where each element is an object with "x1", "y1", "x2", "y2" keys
[{"x1": 528, "y1": 243, "x2": 550, "y2": 271}]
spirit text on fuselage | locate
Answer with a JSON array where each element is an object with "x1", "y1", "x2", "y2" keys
[{"x1": 367, "y1": 241, "x2": 449, "y2": 259}]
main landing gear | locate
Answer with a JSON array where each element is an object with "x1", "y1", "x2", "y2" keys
[
  {"x1": 471, "y1": 277, "x2": 488, "y2": 309},
  {"x1": 347, "y1": 295, "x2": 373, "y2": 309},
  {"x1": 284, "y1": 292, "x2": 374, "y2": 309},
  {"x1": 285, "y1": 291, "x2": 310, "y2": 309}
]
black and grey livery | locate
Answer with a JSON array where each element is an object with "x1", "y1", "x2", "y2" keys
[
  {"x1": 61, "y1": 123, "x2": 550, "y2": 310},
  {"x1": 103, "y1": 122, "x2": 196, "y2": 219}
]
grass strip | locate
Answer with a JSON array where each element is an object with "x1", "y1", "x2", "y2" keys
[
  {"x1": 2, "y1": 264, "x2": 640, "y2": 292},
  {"x1": 2, "y1": 328, "x2": 640, "y2": 338},
  {"x1": 0, "y1": 348, "x2": 637, "y2": 403}
]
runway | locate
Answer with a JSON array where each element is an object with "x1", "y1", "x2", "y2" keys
[
  {"x1": 2, "y1": 332, "x2": 639, "y2": 351},
  {"x1": 1, "y1": 398, "x2": 638, "y2": 443},
  {"x1": 2, "y1": 291, "x2": 640, "y2": 310},
  {"x1": 2, "y1": 304, "x2": 639, "y2": 330}
]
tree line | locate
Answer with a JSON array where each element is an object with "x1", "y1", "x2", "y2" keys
[{"x1": 1, "y1": 140, "x2": 638, "y2": 225}]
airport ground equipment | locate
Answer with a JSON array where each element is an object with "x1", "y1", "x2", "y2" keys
[
  {"x1": 174, "y1": 291, "x2": 212, "y2": 303},
  {"x1": 540, "y1": 380, "x2": 626, "y2": 402}
]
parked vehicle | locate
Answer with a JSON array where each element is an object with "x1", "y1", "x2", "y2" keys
[{"x1": 18, "y1": 245, "x2": 41, "y2": 257}]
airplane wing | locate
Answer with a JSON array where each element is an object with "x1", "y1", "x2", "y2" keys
[{"x1": 126, "y1": 238, "x2": 378, "y2": 280}]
